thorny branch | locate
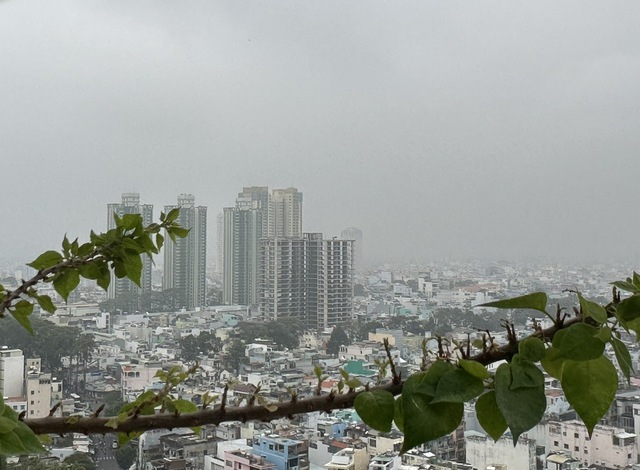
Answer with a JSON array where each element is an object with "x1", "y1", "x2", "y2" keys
[{"x1": 21, "y1": 314, "x2": 588, "y2": 436}]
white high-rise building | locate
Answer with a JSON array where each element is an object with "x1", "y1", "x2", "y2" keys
[
  {"x1": 0, "y1": 347, "x2": 24, "y2": 398},
  {"x1": 107, "y1": 193, "x2": 153, "y2": 300},
  {"x1": 223, "y1": 187, "x2": 302, "y2": 306},
  {"x1": 340, "y1": 227, "x2": 363, "y2": 271},
  {"x1": 268, "y1": 187, "x2": 303, "y2": 238},
  {"x1": 163, "y1": 194, "x2": 207, "y2": 310},
  {"x1": 259, "y1": 233, "x2": 354, "y2": 329}
]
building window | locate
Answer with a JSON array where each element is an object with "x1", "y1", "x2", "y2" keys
[
  {"x1": 574, "y1": 446, "x2": 579, "y2": 451},
  {"x1": 564, "y1": 444, "x2": 569, "y2": 450},
  {"x1": 574, "y1": 433, "x2": 579, "y2": 438},
  {"x1": 30, "y1": 391, "x2": 34, "y2": 395},
  {"x1": 554, "y1": 441, "x2": 559, "y2": 447},
  {"x1": 225, "y1": 461, "x2": 232, "y2": 467}
]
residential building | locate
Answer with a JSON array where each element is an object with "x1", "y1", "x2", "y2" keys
[
  {"x1": 252, "y1": 435, "x2": 308, "y2": 470},
  {"x1": 163, "y1": 194, "x2": 207, "y2": 310},
  {"x1": 225, "y1": 449, "x2": 276, "y2": 470},
  {"x1": 107, "y1": 193, "x2": 154, "y2": 301},
  {"x1": 268, "y1": 188, "x2": 303, "y2": 238},
  {"x1": 0, "y1": 347, "x2": 24, "y2": 398},
  {"x1": 325, "y1": 447, "x2": 370, "y2": 470},
  {"x1": 465, "y1": 431, "x2": 537, "y2": 470},
  {"x1": 223, "y1": 187, "x2": 303, "y2": 306},
  {"x1": 546, "y1": 420, "x2": 637, "y2": 468},
  {"x1": 26, "y1": 369, "x2": 52, "y2": 418},
  {"x1": 340, "y1": 228, "x2": 362, "y2": 271},
  {"x1": 259, "y1": 233, "x2": 354, "y2": 329}
]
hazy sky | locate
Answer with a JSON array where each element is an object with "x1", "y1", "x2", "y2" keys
[{"x1": 2, "y1": 1, "x2": 640, "y2": 265}]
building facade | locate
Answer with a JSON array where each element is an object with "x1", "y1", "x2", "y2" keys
[
  {"x1": 340, "y1": 227, "x2": 362, "y2": 271},
  {"x1": 259, "y1": 233, "x2": 354, "y2": 330},
  {"x1": 223, "y1": 187, "x2": 302, "y2": 306},
  {"x1": 0, "y1": 348, "x2": 24, "y2": 398},
  {"x1": 107, "y1": 193, "x2": 154, "y2": 301},
  {"x1": 163, "y1": 194, "x2": 207, "y2": 310}
]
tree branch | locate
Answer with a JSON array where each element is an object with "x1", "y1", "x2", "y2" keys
[{"x1": 22, "y1": 315, "x2": 584, "y2": 436}]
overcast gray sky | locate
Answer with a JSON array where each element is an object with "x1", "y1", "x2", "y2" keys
[{"x1": 2, "y1": 1, "x2": 639, "y2": 265}]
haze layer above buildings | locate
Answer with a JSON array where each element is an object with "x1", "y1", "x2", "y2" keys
[{"x1": 2, "y1": 1, "x2": 640, "y2": 264}]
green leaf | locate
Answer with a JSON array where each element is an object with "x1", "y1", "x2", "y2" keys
[
  {"x1": 615, "y1": 295, "x2": 640, "y2": 336},
  {"x1": 354, "y1": 391, "x2": 396, "y2": 433},
  {"x1": 476, "y1": 391, "x2": 507, "y2": 442},
  {"x1": 35, "y1": 295, "x2": 56, "y2": 314},
  {"x1": 97, "y1": 263, "x2": 111, "y2": 291},
  {"x1": 124, "y1": 253, "x2": 143, "y2": 287},
  {"x1": 77, "y1": 242, "x2": 94, "y2": 257},
  {"x1": 540, "y1": 346, "x2": 565, "y2": 380},
  {"x1": 78, "y1": 261, "x2": 101, "y2": 280},
  {"x1": 172, "y1": 398, "x2": 198, "y2": 414},
  {"x1": 121, "y1": 213, "x2": 142, "y2": 230},
  {"x1": 459, "y1": 359, "x2": 490, "y2": 380},
  {"x1": 494, "y1": 363, "x2": 546, "y2": 444},
  {"x1": 27, "y1": 251, "x2": 63, "y2": 270},
  {"x1": 431, "y1": 368, "x2": 484, "y2": 403},
  {"x1": 11, "y1": 301, "x2": 34, "y2": 334},
  {"x1": 394, "y1": 397, "x2": 403, "y2": 432},
  {"x1": 478, "y1": 292, "x2": 548, "y2": 314},
  {"x1": 0, "y1": 422, "x2": 45, "y2": 455},
  {"x1": 165, "y1": 208, "x2": 180, "y2": 223},
  {"x1": 400, "y1": 372, "x2": 464, "y2": 453},
  {"x1": 135, "y1": 235, "x2": 158, "y2": 255},
  {"x1": 53, "y1": 268, "x2": 80, "y2": 301},
  {"x1": 416, "y1": 360, "x2": 455, "y2": 397},
  {"x1": 611, "y1": 336, "x2": 633, "y2": 383},
  {"x1": 612, "y1": 280, "x2": 640, "y2": 294},
  {"x1": 0, "y1": 417, "x2": 17, "y2": 434},
  {"x1": 562, "y1": 356, "x2": 617, "y2": 436},
  {"x1": 518, "y1": 337, "x2": 546, "y2": 362},
  {"x1": 595, "y1": 325, "x2": 612, "y2": 343},
  {"x1": 169, "y1": 226, "x2": 190, "y2": 239},
  {"x1": 156, "y1": 233, "x2": 165, "y2": 251},
  {"x1": 578, "y1": 293, "x2": 607, "y2": 324},
  {"x1": 510, "y1": 355, "x2": 545, "y2": 390},
  {"x1": 554, "y1": 323, "x2": 605, "y2": 361}
]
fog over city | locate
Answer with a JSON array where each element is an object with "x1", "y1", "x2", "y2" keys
[{"x1": 2, "y1": 1, "x2": 640, "y2": 264}]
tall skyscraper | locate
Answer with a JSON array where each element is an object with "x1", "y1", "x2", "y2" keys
[
  {"x1": 268, "y1": 187, "x2": 303, "y2": 238},
  {"x1": 215, "y1": 212, "x2": 224, "y2": 276},
  {"x1": 223, "y1": 187, "x2": 302, "y2": 306},
  {"x1": 107, "y1": 193, "x2": 153, "y2": 300},
  {"x1": 340, "y1": 227, "x2": 363, "y2": 271},
  {"x1": 259, "y1": 233, "x2": 354, "y2": 330},
  {"x1": 163, "y1": 194, "x2": 207, "y2": 310}
]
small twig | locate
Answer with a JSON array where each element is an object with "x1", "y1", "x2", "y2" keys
[
  {"x1": 49, "y1": 402, "x2": 62, "y2": 418},
  {"x1": 383, "y1": 338, "x2": 400, "y2": 384},
  {"x1": 93, "y1": 404, "x2": 105, "y2": 418},
  {"x1": 220, "y1": 384, "x2": 229, "y2": 414}
]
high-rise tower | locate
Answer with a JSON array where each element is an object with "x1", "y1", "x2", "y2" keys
[
  {"x1": 340, "y1": 227, "x2": 363, "y2": 271},
  {"x1": 223, "y1": 187, "x2": 302, "y2": 306},
  {"x1": 107, "y1": 193, "x2": 153, "y2": 300},
  {"x1": 163, "y1": 194, "x2": 207, "y2": 310},
  {"x1": 259, "y1": 233, "x2": 354, "y2": 330},
  {"x1": 268, "y1": 187, "x2": 303, "y2": 238}
]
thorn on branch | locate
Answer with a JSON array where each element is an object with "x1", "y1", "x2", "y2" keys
[
  {"x1": 383, "y1": 338, "x2": 401, "y2": 384},
  {"x1": 93, "y1": 404, "x2": 105, "y2": 418},
  {"x1": 49, "y1": 402, "x2": 62, "y2": 418},
  {"x1": 220, "y1": 384, "x2": 229, "y2": 414}
]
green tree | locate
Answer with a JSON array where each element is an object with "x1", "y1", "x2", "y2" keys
[
  {"x1": 115, "y1": 442, "x2": 136, "y2": 469},
  {"x1": 326, "y1": 326, "x2": 350, "y2": 356},
  {"x1": 63, "y1": 453, "x2": 96, "y2": 470}
]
